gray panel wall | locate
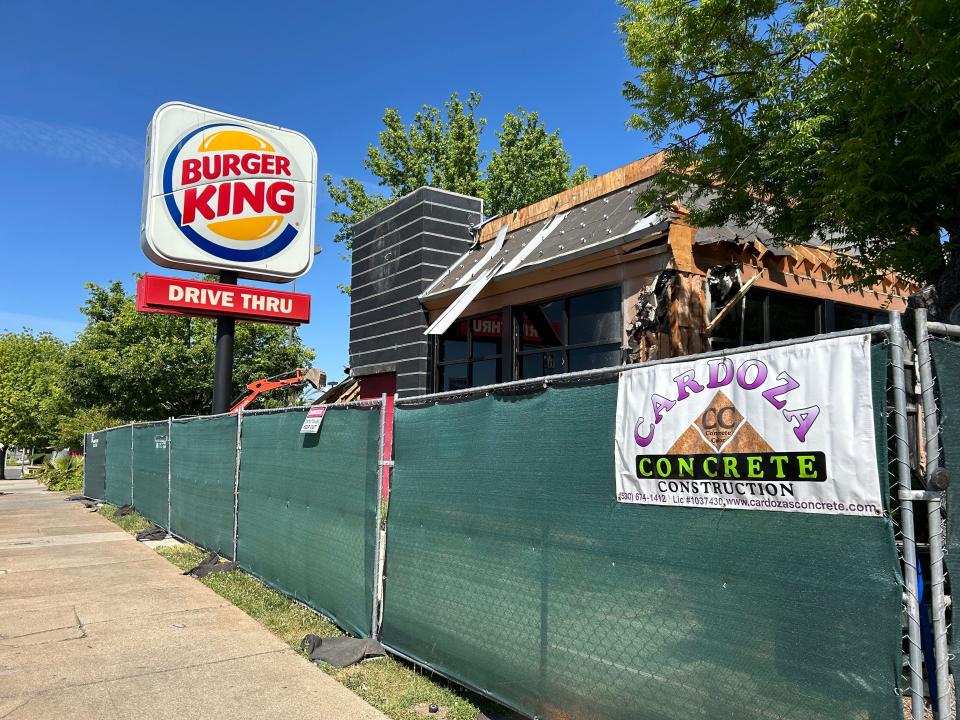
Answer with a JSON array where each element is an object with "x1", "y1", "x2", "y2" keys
[{"x1": 348, "y1": 187, "x2": 482, "y2": 397}]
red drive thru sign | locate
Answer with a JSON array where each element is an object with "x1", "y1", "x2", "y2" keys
[{"x1": 137, "y1": 274, "x2": 310, "y2": 326}]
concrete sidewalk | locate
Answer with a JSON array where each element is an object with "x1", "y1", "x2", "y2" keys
[{"x1": 0, "y1": 475, "x2": 388, "y2": 720}]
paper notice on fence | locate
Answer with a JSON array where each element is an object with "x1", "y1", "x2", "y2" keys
[{"x1": 615, "y1": 335, "x2": 883, "y2": 516}]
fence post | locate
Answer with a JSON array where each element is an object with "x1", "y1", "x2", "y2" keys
[
  {"x1": 891, "y1": 311, "x2": 927, "y2": 720},
  {"x1": 914, "y1": 308, "x2": 952, "y2": 718},
  {"x1": 167, "y1": 418, "x2": 173, "y2": 532},
  {"x1": 130, "y1": 423, "x2": 135, "y2": 508},
  {"x1": 373, "y1": 394, "x2": 387, "y2": 639},
  {"x1": 233, "y1": 409, "x2": 243, "y2": 562}
]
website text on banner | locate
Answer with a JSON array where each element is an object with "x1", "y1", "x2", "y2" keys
[{"x1": 615, "y1": 334, "x2": 882, "y2": 516}]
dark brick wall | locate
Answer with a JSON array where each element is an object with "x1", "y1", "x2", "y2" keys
[{"x1": 348, "y1": 187, "x2": 482, "y2": 397}]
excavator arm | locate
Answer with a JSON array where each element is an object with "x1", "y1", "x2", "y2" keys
[{"x1": 229, "y1": 368, "x2": 326, "y2": 414}]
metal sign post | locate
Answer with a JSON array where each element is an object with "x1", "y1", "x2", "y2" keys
[{"x1": 212, "y1": 271, "x2": 237, "y2": 414}]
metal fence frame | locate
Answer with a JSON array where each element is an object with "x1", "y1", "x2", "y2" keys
[
  {"x1": 387, "y1": 320, "x2": 934, "y2": 719},
  {"x1": 82, "y1": 319, "x2": 957, "y2": 718},
  {"x1": 918, "y1": 315, "x2": 960, "y2": 719}
]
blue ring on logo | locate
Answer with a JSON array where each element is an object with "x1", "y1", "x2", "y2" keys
[{"x1": 162, "y1": 123, "x2": 299, "y2": 262}]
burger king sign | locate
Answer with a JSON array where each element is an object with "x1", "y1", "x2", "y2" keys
[{"x1": 141, "y1": 102, "x2": 317, "y2": 282}]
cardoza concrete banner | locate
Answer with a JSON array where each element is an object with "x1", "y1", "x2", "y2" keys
[{"x1": 615, "y1": 335, "x2": 882, "y2": 516}]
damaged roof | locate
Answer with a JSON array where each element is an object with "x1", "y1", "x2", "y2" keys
[{"x1": 422, "y1": 178, "x2": 669, "y2": 299}]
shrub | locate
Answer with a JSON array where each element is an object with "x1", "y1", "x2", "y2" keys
[{"x1": 36, "y1": 455, "x2": 84, "y2": 492}]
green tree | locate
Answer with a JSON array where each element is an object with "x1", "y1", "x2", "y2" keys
[
  {"x1": 485, "y1": 109, "x2": 590, "y2": 216},
  {"x1": 326, "y1": 92, "x2": 589, "y2": 272},
  {"x1": 54, "y1": 406, "x2": 119, "y2": 451},
  {"x1": 62, "y1": 280, "x2": 315, "y2": 420},
  {"x1": 0, "y1": 331, "x2": 67, "y2": 477},
  {"x1": 619, "y1": 0, "x2": 960, "y2": 308}
]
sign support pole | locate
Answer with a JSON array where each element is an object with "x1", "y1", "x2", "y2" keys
[{"x1": 212, "y1": 271, "x2": 237, "y2": 414}]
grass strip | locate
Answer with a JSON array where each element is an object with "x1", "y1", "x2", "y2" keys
[{"x1": 99, "y1": 504, "x2": 506, "y2": 720}]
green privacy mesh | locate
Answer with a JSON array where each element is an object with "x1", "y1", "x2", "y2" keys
[
  {"x1": 104, "y1": 425, "x2": 132, "y2": 506},
  {"x1": 383, "y1": 371, "x2": 902, "y2": 719},
  {"x1": 929, "y1": 338, "x2": 960, "y2": 711},
  {"x1": 236, "y1": 407, "x2": 380, "y2": 638},
  {"x1": 131, "y1": 423, "x2": 170, "y2": 529},
  {"x1": 170, "y1": 415, "x2": 238, "y2": 557},
  {"x1": 83, "y1": 430, "x2": 107, "y2": 500}
]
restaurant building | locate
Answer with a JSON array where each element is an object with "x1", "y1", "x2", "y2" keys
[{"x1": 345, "y1": 153, "x2": 911, "y2": 399}]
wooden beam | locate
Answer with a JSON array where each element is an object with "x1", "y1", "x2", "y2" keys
[
  {"x1": 478, "y1": 153, "x2": 664, "y2": 243},
  {"x1": 705, "y1": 271, "x2": 763, "y2": 335}
]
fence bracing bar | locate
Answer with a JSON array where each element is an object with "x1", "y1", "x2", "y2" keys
[
  {"x1": 891, "y1": 311, "x2": 927, "y2": 720},
  {"x1": 232, "y1": 408, "x2": 243, "y2": 562},
  {"x1": 914, "y1": 308, "x2": 953, "y2": 719},
  {"x1": 373, "y1": 393, "x2": 387, "y2": 638},
  {"x1": 928, "y1": 321, "x2": 960, "y2": 339},
  {"x1": 396, "y1": 324, "x2": 892, "y2": 406},
  {"x1": 167, "y1": 417, "x2": 173, "y2": 533}
]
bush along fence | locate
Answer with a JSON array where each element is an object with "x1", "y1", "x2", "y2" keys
[{"x1": 83, "y1": 312, "x2": 960, "y2": 720}]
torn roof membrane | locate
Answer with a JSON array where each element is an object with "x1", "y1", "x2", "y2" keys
[{"x1": 422, "y1": 179, "x2": 666, "y2": 300}]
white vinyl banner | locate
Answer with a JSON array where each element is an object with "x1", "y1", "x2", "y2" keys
[{"x1": 615, "y1": 335, "x2": 883, "y2": 516}]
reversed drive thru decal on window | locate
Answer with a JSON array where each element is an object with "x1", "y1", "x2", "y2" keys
[{"x1": 615, "y1": 335, "x2": 883, "y2": 516}]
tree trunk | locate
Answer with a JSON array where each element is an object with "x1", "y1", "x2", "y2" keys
[
  {"x1": 934, "y1": 245, "x2": 960, "y2": 322},
  {"x1": 0, "y1": 445, "x2": 6, "y2": 480}
]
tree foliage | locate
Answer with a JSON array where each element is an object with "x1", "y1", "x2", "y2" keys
[
  {"x1": 485, "y1": 109, "x2": 591, "y2": 219},
  {"x1": 326, "y1": 92, "x2": 589, "y2": 262},
  {"x1": 619, "y1": 0, "x2": 960, "y2": 297},
  {"x1": 0, "y1": 331, "x2": 67, "y2": 450},
  {"x1": 62, "y1": 280, "x2": 314, "y2": 420}
]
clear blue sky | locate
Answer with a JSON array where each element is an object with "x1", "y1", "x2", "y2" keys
[{"x1": 0, "y1": 1, "x2": 656, "y2": 382}]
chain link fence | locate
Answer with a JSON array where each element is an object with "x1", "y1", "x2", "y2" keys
[
  {"x1": 86, "y1": 401, "x2": 384, "y2": 639},
  {"x1": 82, "y1": 319, "x2": 960, "y2": 719},
  {"x1": 381, "y1": 351, "x2": 903, "y2": 720}
]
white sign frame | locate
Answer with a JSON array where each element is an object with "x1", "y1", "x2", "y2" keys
[
  {"x1": 614, "y1": 335, "x2": 883, "y2": 516},
  {"x1": 141, "y1": 102, "x2": 317, "y2": 283}
]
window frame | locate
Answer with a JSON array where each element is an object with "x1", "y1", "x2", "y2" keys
[
  {"x1": 513, "y1": 285, "x2": 623, "y2": 379},
  {"x1": 710, "y1": 289, "x2": 887, "y2": 350},
  {"x1": 432, "y1": 309, "x2": 507, "y2": 392}
]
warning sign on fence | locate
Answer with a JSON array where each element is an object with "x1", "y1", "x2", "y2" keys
[
  {"x1": 300, "y1": 405, "x2": 327, "y2": 434},
  {"x1": 615, "y1": 335, "x2": 883, "y2": 516}
]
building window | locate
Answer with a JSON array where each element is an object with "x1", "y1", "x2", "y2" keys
[
  {"x1": 435, "y1": 312, "x2": 504, "y2": 391},
  {"x1": 515, "y1": 286, "x2": 622, "y2": 378},
  {"x1": 711, "y1": 290, "x2": 886, "y2": 350},
  {"x1": 833, "y1": 302, "x2": 887, "y2": 331}
]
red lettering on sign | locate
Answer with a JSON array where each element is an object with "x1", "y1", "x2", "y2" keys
[
  {"x1": 232, "y1": 182, "x2": 265, "y2": 215},
  {"x1": 182, "y1": 158, "x2": 201, "y2": 184},
  {"x1": 267, "y1": 181, "x2": 295, "y2": 214},
  {"x1": 182, "y1": 185, "x2": 217, "y2": 224}
]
